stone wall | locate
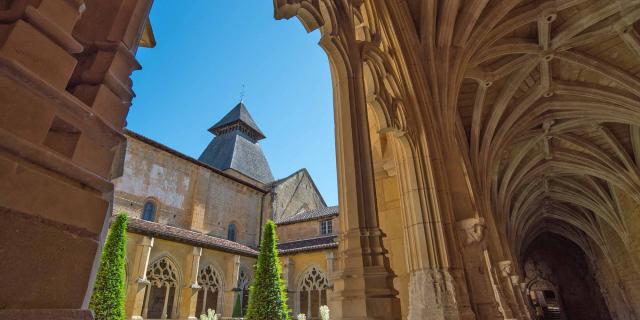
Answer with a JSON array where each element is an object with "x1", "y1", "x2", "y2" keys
[
  {"x1": 277, "y1": 216, "x2": 339, "y2": 242},
  {"x1": 113, "y1": 134, "x2": 266, "y2": 247},
  {"x1": 268, "y1": 169, "x2": 327, "y2": 222}
]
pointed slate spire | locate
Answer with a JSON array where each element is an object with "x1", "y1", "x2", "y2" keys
[
  {"x1": 208, "y1": 102, "x2": 266, "y2": 141},
  {"x1": 198, "y1": 102, "x2": 274, "y2": 184}
]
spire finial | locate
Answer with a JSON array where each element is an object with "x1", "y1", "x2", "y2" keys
[{"x1": 239, "y1": 84, "x2": 246, "y2": 103}]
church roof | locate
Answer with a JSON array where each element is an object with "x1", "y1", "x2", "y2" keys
[
  {"x1": 209, "y1": 102, "x2": 265, "y2": 140},
  {"x1": 127, "y1": 217, "x2": 259, "y2": 257},
  {"x1": 278, "y1": 235, "x2": 337, "y2": 255},
  {"x1": 275, "y1": 205, "x2": 339, "y2": 225},
  {"x1": 199, "y1": 102, "x2": 274, "y2": 183}
]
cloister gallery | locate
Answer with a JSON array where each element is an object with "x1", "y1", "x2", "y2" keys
[{"x1": 1, "y1": 0, "x2": 640, "y2": 319}]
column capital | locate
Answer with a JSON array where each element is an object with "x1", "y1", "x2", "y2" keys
[
  {"x1": 456, "y1": 217, "x2": 487, "y2": 246},
  {"x1": 497, "y1": 260, "x2": 513, "y2": 278},
  {"x1": 191, "y1": 246, "x2": 202, "y2": 257},
  {"x1": 140, "y1": 236, "x2": 154, "y2": 247},
  {"x1": 510, "y1": 275, "x2": 521, "y2": 286}
]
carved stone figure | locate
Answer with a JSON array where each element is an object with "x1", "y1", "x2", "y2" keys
[{"x1": 456, "y1": 217, "x2": 487, "y2": 246}]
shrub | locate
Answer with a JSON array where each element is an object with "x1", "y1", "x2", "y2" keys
[
  {"x1": 89, "y1": 213, "x2": 128, "y2": 320},
  {"x1": 232, "y1": 292, "x2": 243, "y2": 317},
  {"x1": 245, "y1": 220, "x2": 289, "y2": 319},
  {"x1": 297, "y1": 314, "x2": 307, "y2": 320}
]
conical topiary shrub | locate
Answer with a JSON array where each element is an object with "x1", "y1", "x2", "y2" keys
[
  {"x1": 245, "y1": 220, "x2": 289, "y2": 319},
  {"x1": 89, "y1": 213, "x2": 128, "y2": 320},
  {"x1": 232, "y1": 292, "x2": 242, "y2": 318}
]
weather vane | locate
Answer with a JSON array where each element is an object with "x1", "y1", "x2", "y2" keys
[{"x1": 239, "y1": 84, "x2": 246, "y2": 103}]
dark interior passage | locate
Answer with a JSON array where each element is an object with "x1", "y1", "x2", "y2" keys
[{"x1": 522, "y1": 233, "x2": 611, "y2": 320}]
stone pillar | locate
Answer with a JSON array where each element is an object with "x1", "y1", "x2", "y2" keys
[
  {"x1": 455, "y1": 218, "x2": 507, "y2": 319},
  {"x1": 483, "y1": 252, "x2": 515, "y2": 319},
  {"x1": 282, "y1": 257, "x2": 296, "y2": 314},
  {"x1": 182, "y1": 247, "x2": 203, "y2": 320},
  {"x1": 325, "y1": 40, "x2": 402, "y2": 320},
  {"x1": 496, "y1": 261, "x2": 521, "y2": 320},
  {"x1": 126, "y1": 236, "x2": 154, "y2": 320},
  {"x1": 509, "y1": 275, "x2": 532, "y2": 320},
  {"x1": 0, "y1": 0, "x2": 152, "y2": 319},
  {"x1": 188, "y1": 168, "x2": 211, "y2": 233},
  {"x1": 222, "y1": 255, "x2": 241, "y2": 318},
  {"x1": 275, "y1": 2, "x2": 401, "y2": 318},
  {"x1": 325, "y1": 251, "x2": 336, "y2": 274}
]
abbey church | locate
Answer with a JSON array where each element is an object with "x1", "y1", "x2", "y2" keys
[
  {"x1": 2, "y1": 1, "x2": 640, "y2": 320},
  {"x1": 114, "y1": 102, "x2": 338, "y2": 319}
]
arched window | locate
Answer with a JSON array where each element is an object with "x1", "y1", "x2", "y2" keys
[
  {"x1": 142, "y1": 200, "x2": 156, "y2": 221},
  {"x1": 234, "y1": 268, "x2": 251, "y2": 316},
  {"x1": 298, "y1": 266, "x2": 329, "y2": 319},
  {"x1": 227, "y1": 223, "x2": 237, "y2": 241},
  {"x1": 196, "y1": 265, "x2": 223, "y2": 317},
  {"x1": 142, "y1": 257, "x2": 178, "y2": 319}
]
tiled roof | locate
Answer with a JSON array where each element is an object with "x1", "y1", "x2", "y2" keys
[
  {"x1": 278, "y1": 235, "x2": 338, "y2": 255},
  {"x1": 125, "y1": 218, "x2": 338, "y2": 256},
  {"x1": 275, "y1": 206, "x2": 339, "y2": 225},
  {"x1": 127, "y1": 218, "x2": 258, "y2": 257}
]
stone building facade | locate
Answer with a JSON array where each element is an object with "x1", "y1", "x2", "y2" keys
[
  {"x1": 114, "y1": 104, "x2": 339, "y2": 319},
  {"x1": 3, "y1": 1, "x2": 640, "y2": 320}
]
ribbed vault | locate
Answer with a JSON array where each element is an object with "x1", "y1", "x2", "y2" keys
[{"x1": 444, "y1": 0, "x2": 640, "y2": 260}]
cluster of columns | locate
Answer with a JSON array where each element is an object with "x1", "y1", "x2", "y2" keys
[
  {"x1": 455, "y1": 218, "x2": 534, "y2": 320},
  {"x1": 125, "y1": 236, "x2": 247, "y2": 320},
  {"x1": 274, "y1": 2, "x2": 539, "y2": 319}
]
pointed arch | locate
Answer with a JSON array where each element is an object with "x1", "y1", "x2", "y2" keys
[
  {"x1": 297, "y1": 265, "x2": 330, "y2": 319},
  {"x1": 142, "y1": 256, "x2": 181, "y2": 319},
  {"x1": 196, "y1": 264, "x2": 224, "y2": 316}
]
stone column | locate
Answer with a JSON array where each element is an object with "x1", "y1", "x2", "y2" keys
[
  {"x1": 126, "y1": 236, "x2": 154, "y2": 320},
  {"x1": 182, "y1": 247, "x2": 203, "y2": 320},
  {"x1": 325, "y1": 251, "x2": 336, "y2": 274},
  {"x1": 496, "y1": 261, "x2": 521, "y2": 320},
  {"x1": 222, "y1": 255, "x2": 241, "y2": 318},
  {"x1": 0, "y1": 0, "x2": 152, "y2": 319},
  {"x1": 282, "y1": 257, "x2": 296, "y2": 314},
  {"x1": 275, "y1": 2, "x2": 401, "y2": 318},
  {"x1": 326, "y1": 46, "x2": 402, "y2": 320},
  {"x1": 455, "y1": 218, "x2": 509, "y2": 319},
  {"x1": 509, "y1": 275, "x2": 532, "y2": 320}
]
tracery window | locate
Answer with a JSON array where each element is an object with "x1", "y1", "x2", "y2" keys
[
  {"x1": 235, "y1": 268, "x2": 251, "y2": 316},
  {"x1": 142, "y1": 200, "x2": 157, "y2": 221},
  {"x1": 227, "y1": 223, "x2": 237, "y2": 241},
  {"x1": 298, "y1": 266, "x2": 329, "y2": 319},
  {"x1": 143, "y1": 257, "x2": 178, "y2": 319},
  {"x1": 196, "y1": 265, "x2": 223, "y2": 317}
]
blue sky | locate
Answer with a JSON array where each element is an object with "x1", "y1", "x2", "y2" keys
[{"x1": 129, "y1": 2, "x2": 338, "y2": 205}]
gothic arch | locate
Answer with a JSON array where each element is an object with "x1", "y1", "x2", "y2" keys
[
  {"x1": 296, "y1": 265, "x2": 330, "y2": 319},
  {"x1": 143, "y1": 256, "x2": 181, "y2": 319},
  {"x1": 196, "y1": 264, "x2": 224, "y2": 316}
]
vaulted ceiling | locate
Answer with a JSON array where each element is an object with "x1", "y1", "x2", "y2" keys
[{"x1": 402, "y1": 0, "x2": 640, "y2": 258}]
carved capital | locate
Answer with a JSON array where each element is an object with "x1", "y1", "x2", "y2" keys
[
  {"x1": 456, "y1": 217, "x2": 487, "y2": 246},
  {"x1": 497, "y1": 260, "x2": 513, "y2": 278},
  {"x1": 510, "y1": 275, "x2": 520, "y2": 286},
  {"x1": 519, "y1": 282, "x2": 527, "y2": 291},
  {"x1": 135, "y1": 277, "x2": 150, "y2": 285}
]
